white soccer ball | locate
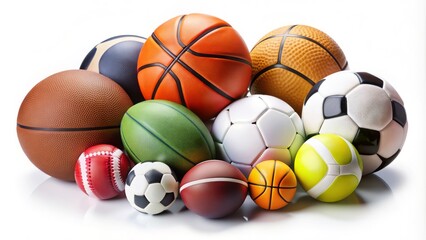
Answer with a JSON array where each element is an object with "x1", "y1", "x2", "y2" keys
[
  {"x1": 212, "y1": 94, "x2": 305, "y2": 176},
  {"x1": 302, "y1": 71, "x2": 408, "y2": 175},
  {"x1": 125, "y1": 162, "x2": 179, "y2": 215}
]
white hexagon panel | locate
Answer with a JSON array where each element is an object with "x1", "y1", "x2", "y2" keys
[
  {"x1": 257, "y1": 109, "x2": 296, "y2": 148},
  {"x1": 222, "y1": 123, "x2": 265, "y2": 166},
  {"x1": 347, "y1": 84, "x2": 392, "y2": 131}
]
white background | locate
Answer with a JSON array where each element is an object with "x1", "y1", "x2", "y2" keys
[{"x1": 2, "y1": 0, "x2": 425, "y2": 239}]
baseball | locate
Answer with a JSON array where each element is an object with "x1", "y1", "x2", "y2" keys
[{"x1": 74, "y1": 144, "x2": 132, "y2": 200}]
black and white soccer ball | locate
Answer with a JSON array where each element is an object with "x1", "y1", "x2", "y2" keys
[
  {"x1": 125, "y1": 162, "x2": 179, "y2": 215},
  {"x1": 302, "y1": 71, "x2": 408, "y2": 175},
  {"x1": 80, "y1": 35, "x2": 146, "y2": 103},
  {"x1": 212, "y1": 94, "x2": 305, "y2": 177}
]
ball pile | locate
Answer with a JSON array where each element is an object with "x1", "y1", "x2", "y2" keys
[{"x1": 17, "y1": 13, "x2": 407, "y2": 219}]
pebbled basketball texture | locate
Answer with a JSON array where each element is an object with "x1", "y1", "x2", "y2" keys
[
  {"x1": 137, "y1": 13, "x2": 252, "y2": 121},
  {"x1": 250, "y1": 25, "x2": 347, "y2": 114},
  {"x1": 17, "y1": 70, "x2": 133, "y2": 181},
  {"x1": 248, "y1": 160, "x2": 297, "y2": 210}
]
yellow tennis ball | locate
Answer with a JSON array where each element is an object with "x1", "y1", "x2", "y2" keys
[{"x1": 294, "y1": 134, "x2": 363, "y2": 202}]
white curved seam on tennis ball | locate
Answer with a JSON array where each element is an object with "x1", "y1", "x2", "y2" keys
[
  {"x1": 78, "y1": 153, "x2": 95, "y2": 197},
  {"x1": 111, "y1": 149, "x2": 125, "y2": 191},
  {"x1": 305, "y1": 138, "x2": 358, "y2": 198},
  {"x1": 341, "y1": 138, "x2": 362, "y2": 180},
  {"x1": 179, "y1": 177, "x2": 247, "y2": 192}
]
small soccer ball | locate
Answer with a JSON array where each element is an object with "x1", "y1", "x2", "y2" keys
[
  {"x1": 75, "y1": 144, "x2": 132, "y2": 200},
  {"x1": 81, "y1": 35, "x2": 146, "y2": 103},
  {"x1": 302, "y1": 71, "x2": 408, "y2": 175},
  {"x1": 248, "y1": 160, "x2": 297, "y2": 210},
  {"x1": 294, "y1": 134, "x2": 363, "y2": 202},
  {"x1": 212, "y1": 94, "x2": 305, "y2": 177},
  {"x1": 125, "y1": 162, "x2": 179, "y2": 215}
]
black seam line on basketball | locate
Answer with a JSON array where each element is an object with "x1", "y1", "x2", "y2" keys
[
  {"x1": 138, "y1": 62, "x2": 167, "y2": 72},
  {"x1": 124, "y1": 112, "x2": 196, "y2": 166},
  {"x1": 252, "y1": 33, "x2": 292, "y2": 49},
  {"x1": 250, "y1": 64, "x2": 316, "y2": 89},
  {"x1": 16, "y1": 124, "x2": 120, "y2": 132},
  {"x1": 268, "y1": 161, "x2": 277, "y2": 210},
  {"x1": 176, "y1": 15, "x2": 187, "y2": 48},
  {"x1": 251, "y1": 165, "x2": 268, "y2": 201},
  {"x1": 278, "y1": 25, "x2": 298, "y2": 64},
  {"x1": 176, "y1": 58, "x2": 235, "y2": 101},
  {"x1": 247, "y1": 182, "x2": 296, "y2": 189},
  {"x1": 186, "y1": 48, "x2": 251, "y2": 66},
  {"x1": 277, "y1": 168, "x2": 292, "y2": 203},
  {"x1": 285, "y1": 34, "x2": 345, "y2": 70},
  {"x1": 151, "y1": 26, "x2": 235, "y2": 102},
  {"x1": 250, "y1": 24, "x2": 297, "y2": 50},
  {"x1": 120, "y1": 128, "x2": 143, "y2": 163},
  {"x1": 149, "y1": 101, "x2": 215, "y2": 158},
  {"x1": 251, "y1": 34, "x2": 283, "y2": 50},
  {"x1": 342, "y1": 61, "x2": 349, "y2": 70},
  {"x1": 152, "y1": 29, "x2": 235, "y2": 102},
  {"x1": 138, "y1": 62, "x2": 187, "y2": 106}
]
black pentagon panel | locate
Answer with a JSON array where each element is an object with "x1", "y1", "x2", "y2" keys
[
  {"x1": 126, "y1": 170, "x2": 136, "y2": 186},
  {"x1": 392, "y1": 101, "x2": 407, "y2": 127},
  {"x1": 144, "y1": 169, "x2": 163, "y2": 184},
  {"x1": 355, "y1": 72, "x2": 384, "y2": 88},
  {"x1": 134, "y1": 195, "x2": 150, "y2": 209},
  {"x1": 306, "y1": 133, "x2": 319, "y2": 140},
  {"x1": 160, "y1": 192, "x2": 175, "y2": 207},
  {"x1": 376, "y1": 150, "x2": 401, "y2": 172},
  {"x1": 352, "y1": 128, "x2": 381, "y2": 155},
  {"x1": 323, "y1": 95, "x2": 347, "y2": 119},
  {"x1": 304, "y1": 79, "x2": 325, "y2": 105},
  {"x1": 79, "y1": 47, "x2": 97, "y2": 70}
]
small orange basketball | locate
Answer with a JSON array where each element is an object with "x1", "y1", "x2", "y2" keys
[
  {"x1": 250, "y1": 25, "x2": 347, "y2": 114},
  {"x1": 248, "y1": 160, "x2": 297, "y2": 210},
  {"x1": 137, "y1": 13, "x2": 252, "y2": 121}
]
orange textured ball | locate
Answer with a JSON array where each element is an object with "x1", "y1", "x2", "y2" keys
[
  {"x1": 250, "y1": 25, "x2": 347, "y2": 114},
  {"x1": 248, "y1": 160, "x2": 297, "y2": 210},
  {"x1": 137, "y1": 13, "x2": 252, "y2": 121}
]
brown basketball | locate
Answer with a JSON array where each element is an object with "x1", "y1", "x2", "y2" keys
[
  {"x1": 250, "y1": 25, "x2": 347, "y2": 114},
  {"x1": 17, "y1": 70, "x2": 133, "y2": 181}
]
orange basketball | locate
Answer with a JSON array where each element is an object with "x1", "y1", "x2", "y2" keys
[
  {"x1": 250, "y1": 25, "x2": 347, "y2": 114},
  {"x1": 248, "y1": 160, "x2": 297, "y2": 210},
  {"x1": 137, "y1": 13, "x2": 252, "y2": 121}
]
